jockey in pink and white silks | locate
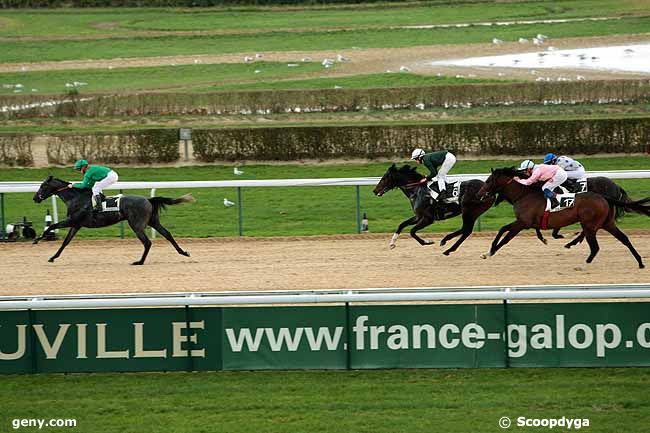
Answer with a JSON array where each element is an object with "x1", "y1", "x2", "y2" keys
[
  {"x1": 543, "y1": 153, "x2": 586, "y2": 180},
  {"x1": 515, "y1": 159, "x2": 567, "y2": 208}
]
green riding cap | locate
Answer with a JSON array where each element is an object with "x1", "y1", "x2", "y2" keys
[{"x1": 74, "y1": 159, "x2": 89, "y2": 171}]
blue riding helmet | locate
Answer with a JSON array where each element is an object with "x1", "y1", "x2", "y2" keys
[{"x1": 543, "y1": 153, "x2": 557, "y2": 165}]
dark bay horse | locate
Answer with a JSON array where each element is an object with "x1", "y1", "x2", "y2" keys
[
  {"x1": 33, "y1": 176, "x2": 194, "y2": 265},
  {"x1": 372, "y1": 164, "x2": 499, "y2": 255},
  {"x1": 478, "y1": 167, "x2": 650, "y2": 268}
]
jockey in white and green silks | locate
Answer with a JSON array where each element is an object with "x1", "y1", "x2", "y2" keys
[{"x1": 72, "y1": 159, "x2": 119, "y2": 211}]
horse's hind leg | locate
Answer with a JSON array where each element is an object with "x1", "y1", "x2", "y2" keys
[
  {"x1": 583, "y1": 228, "x2": 600, "y2": 264},
  {"x1": 535, "y1": 229, "x2": 548, "y2": 245},
  {"x1": 443, "y1": 211, "x2": 478, "y2": 255},
  {"x1": 128, "y1": 218, "x2": 152, "y2": 265},
  {"x1": 564, "y1": 232, "x2": 585, "y2": 249},
  {"x1": 552, "y1": 228, "x2": 564, "y2": 239},
  {"x1": 603, "y1": 223, "x2": 644, "y2": 268},
  {"x1": 150, "y1": 221, "x2": 190, "y2": 258}
]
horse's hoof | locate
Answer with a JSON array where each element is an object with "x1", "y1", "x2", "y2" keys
[
  {"x1": 443, "y1": 250, "x2": 451, "y2": 256},
  {"x1": 553, "y1": 235, "x2": 564, "y2": 239},
  {"x1": 423, "y1": 241, "x2": 434, "y2": 246},
  {"x1": 480, "y1": 253, "x2": 488, "y2": 259},
  {"x1": 48, "y1": 257, "x2": 55, "y2": 263},
  {"x1": 33, "y1": 239, "x2": 40, "y2": 245},
  {"x1": 564, "y1": 244, "x2": 572, "y2": 249},
  {"x1": 181, "y1": 250, "x2": 190, "y2": 257},
  {"x1": 439, "y1": 240, "x2": 447, "y2": 247},
  {"x1": 640, "y1": 263, "x2": 645, "y2": 269},
  {"x1": 131, "y1": 261, "x2": 144, "y2": 266},
  {"x1": 389, "y1": 244, "x2": 396, "y2": 250},
  {"x1": 542, "y1": 239, "x2": 548, "y2": 245}
]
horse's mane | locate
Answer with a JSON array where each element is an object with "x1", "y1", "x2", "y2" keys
[
  {"x1": 492, "y1": 167, "x2": 525, "y2": 178},
  {"x1": 397, "y1": 164, "x2": 423, "y2": 178}
]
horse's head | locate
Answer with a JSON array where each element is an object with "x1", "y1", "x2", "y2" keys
[
  {"x1": 373, "y1": 163, "x2": 423, "y2": 196},
  {"x1": 478, "y1": 167, "x2": 521, "y2": 200},
  {"x1": 33, "y1": 176, "x2": 70, "y2": 203}
]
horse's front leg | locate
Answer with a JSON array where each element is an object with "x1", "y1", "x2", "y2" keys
[
  {"x1": 33, "y1": 218, "x2": 72, "y2": 244},
  {"x1": 48, "y1": 226, "x2": 80, "y2": 263},
  {"x1": 390, "y1": 215, "x2": 421, "y2": 249},
  {"x1": 484, "y1": 221, "x2": 525, "y2": 258},
  {"x1": 481, "y1": 222, "x2": 515, "y2": 258},
  {"x1": 535, "y1": 229, "x2": 548, "y2": 245},
  {"x1": 409, "y1": 216, "x2": 435, "y2": 246}
]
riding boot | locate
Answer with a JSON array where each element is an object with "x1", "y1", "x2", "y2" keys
[
  {"x1": 93, "y1": 194, "x2": 103, "y2": 212},
  {"x1": 550, "y1": 196, "x2": 560, "y2": 209},
  {"x1": 437, "y1": 189, "x2": 448, "y2": 202}
]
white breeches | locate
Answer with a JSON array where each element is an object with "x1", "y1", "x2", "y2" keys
[
  {"x1": 92, "y1": 170, "x2": 118, "y2": 195},
  {"x1": 565, "y1": 167, "x2": 586, "y2": 179},
  {"x1": 542, "y1": 169, "x2": 568, "y2": 192},
  {"x1": 437, "y1": 152, "x2": 456, "y2": 191}
]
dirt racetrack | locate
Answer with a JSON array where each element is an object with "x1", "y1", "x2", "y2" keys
[{"x1": 1, "y1": 231, "x2": 649, "y2": 296}]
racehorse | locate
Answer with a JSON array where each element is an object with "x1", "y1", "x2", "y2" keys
[
  {"x1": 32, "y1": 176, "x2": 194, "y2": 265},
  {"x1": 478, "y1": 167, "x2": 650, "y2": 268},
  {"x1": 372, "y1": 163, "x2": 548, "y2": 255}
]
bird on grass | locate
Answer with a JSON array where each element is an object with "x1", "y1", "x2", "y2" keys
[
  {"x1": 234, "y1": 167, "x2": 244, "y2": 176},
  {"x1": 224, "y1": 198, "x2": 235, "y2": 207}
]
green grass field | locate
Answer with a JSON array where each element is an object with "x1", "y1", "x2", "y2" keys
[
  {"x1": 1, "y1": 368, "x2": 649, "y2": 433},
  {"x1": 2, "y1": 157, "x2": 649, "y2": 240}
]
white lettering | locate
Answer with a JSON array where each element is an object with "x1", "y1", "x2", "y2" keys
[
  {"x1": 595, "y1": 324, "x2": 621, "y2": 357},
  {"x1": 556, "y1": 315, "x2": 565, "y2": 348},
  {"x1": 33, "y1": 324, "x2": 70, "y2": 360},
  {"x1": 96, "y1": 324, "x2": 129, "y2": 359},
  {"x1": 461, "y1": 323, "x2": 485, "y2": 349},
  {"x1": 0, "y1": 325, "x2": 26, "y2": 360},
  {"x1": 225, "y1": 328, "x2": 264, "y2": 352},
  {"x1": 353, "y1": 316, "x2": 369, "y2": 350},
  {"x1": 172, "y1": 321, "x2": 205, "y2": 357},
  {"x1": 265, "y1": 328, "x2": 304, "y2": 352},
  {"x1": 76, "y1": 324, "x2": 87, "y2": 359},
  {"x1": 530, "y1": 324, "x2": 553, "y2": 349},
  {"x1": 386, "y1": 325, "x2": 409, "y2": 350},
  {"x1": 508, "y1": 324, "x2": 527, "y2": 358},
  {"x1": 412, "y1": 324, "x2": 436, "y2": 349},
  {"x1": 637, "y1": 323, "x2": 650, "y2": 348},
  {"x1": 568, "y1": 324, "x2": 593, "y2": 349},
  {"x1": 439, "y1": 324, "x2": 459, "y2": 349},
  {"x1": 133, "y1": 323, "x2": 167, "y2": 358},
  {"x1": 303, "y1": 327, "x2": 344, "y2": 351},
  {"x1": 370, "y1": 325, "x2": 385, "y2": 350}
]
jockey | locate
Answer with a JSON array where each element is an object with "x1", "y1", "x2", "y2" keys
[
  {"x1": 411, "y1": 148, "x2": 457, "y2": 201},
  {"x1": 515, "y1": 159, "x2": 567, "y2": 208},
  {"x1": 71, "y1": 159, "x2": 119, "y2": 212},
  {"x1": 543, "y1": 153, "x2": 586, "y2": 180}
]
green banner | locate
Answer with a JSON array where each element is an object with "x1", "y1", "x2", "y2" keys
[{"x1": 1, "y1": 302, "x2": 649, "y2": 374}]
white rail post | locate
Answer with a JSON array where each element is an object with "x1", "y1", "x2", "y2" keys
[{"x1": 50, "y1": 195, "x2": 59, "y2": 231}]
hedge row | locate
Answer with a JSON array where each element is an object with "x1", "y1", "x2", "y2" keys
[
  {"x1": 192, "y1": 117, "x2": 650, "y2": 161},
  {"x1": 0, "y1": 135, "x2": 34, "y2": 166},
  {"x1": 3, "y1": 80, "x2": 649, "y2": 119},
  {"x1": 0, "y1": 0, "x2": 392, "y2": 7},
  {"x1": 45, "y1": 129, "x2": 179, "y2": 164}
]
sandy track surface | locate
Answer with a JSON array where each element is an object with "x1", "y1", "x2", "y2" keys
[
  {"x1": 2, "y1": 34, "x2": 649, "y2": 81},
  {"x1": 1, "y1": 232, "x2": 648, "y2": 296}
]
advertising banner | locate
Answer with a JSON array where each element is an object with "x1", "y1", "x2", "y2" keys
[{"x1": 1, "y1": 302, "x2": 648, "y2": 374}]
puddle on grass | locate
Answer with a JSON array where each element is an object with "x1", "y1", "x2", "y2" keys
[{"x1": 430, "y1": 43, "x2": 650, "y2": 74}]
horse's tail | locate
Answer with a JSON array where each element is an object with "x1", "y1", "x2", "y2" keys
[
  {"x1": 611, "y1": 184, "x2": 632, "y2": 220},
  {"x1": 149, "y1": 194, "x2": 195, "y2": 217},
  {"x1": 606, "y1": 196, "x2": 650, "y2": 218}
]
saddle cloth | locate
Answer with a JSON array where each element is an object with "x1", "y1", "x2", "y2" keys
[
  {"x1": 556, "y1": 177, "x2": 588, "y2": 194},
  {"x1": 546, "y1": 193, "x2": 576, "y2": 212},
  {"x1": 426, "y1": 179, "x2": 461, "y2": 204},
  {"x1": 100, "y1": 194, "x2": 122, "y2": 212}
]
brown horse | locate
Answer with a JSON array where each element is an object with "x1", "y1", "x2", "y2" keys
[{"x1": 478, "y1": 167, "x2": 650, "y2": 268}]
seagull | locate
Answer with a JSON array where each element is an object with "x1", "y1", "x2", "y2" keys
[
  {"x1": 518, "y1": 38, "x2": 528, "y2": 43},
  {"x1": 533, "y1": 37, "x2": 543, "y2": 45},
  {"x1": 255, "y1": 53, "x2": 263, "y2": 59},
  {"x1": 302, "y1": 57, "x2": 312, "y2": 62},
  {"x1": 492, "y1": 38, "x2": 503, "y2": 45},
  {"x1": 322, "y1": 58, "x2": 334, "y2": 67},
  {"x1": 254, "y1": 70, "x2": 261, "y2": 74},
  {"x1": 336, "y1": 54, "x2": 350, "y2": 62},
  {"x1": 224, "y1": 198, "x2": 235, "y2": 207},
  {"x1": 334, "y1": 85, "x2": 343, "y2": 89},
  {"x1": 244, "y1": 56, "x2": 254, "y2": 63},
  {"x1": 415, "y1": 103, "x2": 425, "y2": 110},
  {"x1": 399, "y1": 66, "x2": 411, "y2": 72},
  {"x1": 624, "y1": 48, "x2": 635, "y2": 54},
  {"x1": 576, "y1": 75, "x2": 586, "y2": 81},
  {"x1": 234, "y1": 167, "x2": 244, "y2": 176}
]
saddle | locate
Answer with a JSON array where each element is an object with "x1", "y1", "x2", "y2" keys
[
  {"x1": 425, "y1": 179, "x2": 461, "y2": 204},
  {"x1": 555, "y1": 178, "x2": 588, "y2": 194},
  {"x1": 93, "y1": 194, "x2": 122, "y2": 213}
]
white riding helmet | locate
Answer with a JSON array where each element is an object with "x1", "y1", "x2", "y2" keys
[
  {"x1": 411, "y1": 148, "x2": 425, "y2": 160},
  {"x1": 519, "y1": 159, "x2": 535, "y2": 170}
]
